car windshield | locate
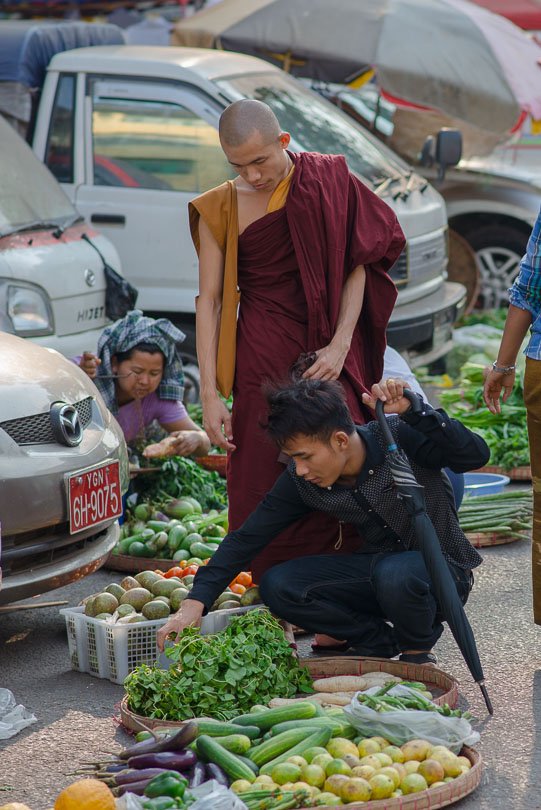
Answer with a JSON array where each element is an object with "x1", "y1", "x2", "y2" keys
[
  {"x1": 216, "y1": 71, "x2": 408, "y2": 186},
  {"x1": 0, "y1": 116, "x2": 77, "y2": 237}
]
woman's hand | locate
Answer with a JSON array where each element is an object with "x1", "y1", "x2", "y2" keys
[
  {"x1": 302, "y1": 342, "x2": 349, "y2": 381},
  {"x1": 362, "y1": 378, "x2": 413, "y2": 415},
  {"x1": 79, "y1": 351, "x2": 101, "y2": 379}
]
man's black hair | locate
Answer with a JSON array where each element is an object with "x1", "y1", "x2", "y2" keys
[
  {"x1": 114, "y1": 342, "x2": 165, "y2": 364},
  {"x1": 264, "y1": 379, "x2": 356, "y2": 446}
]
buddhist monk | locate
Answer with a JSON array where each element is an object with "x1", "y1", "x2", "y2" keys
[{"x1": 189, "y1": 99, "x2": 405, "y2": 649}]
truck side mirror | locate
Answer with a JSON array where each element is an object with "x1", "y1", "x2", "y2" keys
[{"x1": 420, "y1": 128, "x2": 462, "y2": 182}]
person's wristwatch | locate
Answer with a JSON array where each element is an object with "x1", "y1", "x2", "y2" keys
[{"x1": 492, "y1": 361, "x2": 516, "y2": 374}]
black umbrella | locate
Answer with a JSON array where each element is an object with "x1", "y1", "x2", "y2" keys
[{"x1": 375, "y1": 390, "x2": 493, "y2": 714}]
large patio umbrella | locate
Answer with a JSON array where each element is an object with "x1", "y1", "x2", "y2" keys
[
  {"x1": 374, "y1": 391, "x2": 493, "y2": 714},
  {"x1": 173, "y1": 0, "x2": 541, "y2": 134}
]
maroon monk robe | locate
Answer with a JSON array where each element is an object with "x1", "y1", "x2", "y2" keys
[{"x1": 228, "y1": 152, "x2": 405, "y2": 582}]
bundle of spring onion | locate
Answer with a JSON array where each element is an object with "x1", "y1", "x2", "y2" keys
[{"x1": 458, "y1": 490, "x2": 532, "y2": 538}]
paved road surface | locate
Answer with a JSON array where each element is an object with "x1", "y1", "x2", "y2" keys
[{"x1": 0, "y1": 534, "x2": 539, "y2": 809}]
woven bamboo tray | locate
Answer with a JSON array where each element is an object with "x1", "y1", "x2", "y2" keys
[
  {"x1": 301, "y1": 657, "x2": 459, "y2": 708},
  {"x1": 196, "y1": 454, "x2": 227, "y2": 477},
  {"x1": 466, "y1": 529, "x2": 531, "y2": 548},
  {"x1": 103, "y1": 552, "x2": 177, "y2": 573},
  {"x1": 119, "y1": 698, "x2": 481, "y2": 810},
  {"x1": 474, "y1": 464, "x2": 531, "y2": 481},
  {"x1": 120, "y1": 655, "x2": 459, "y2": 734}
]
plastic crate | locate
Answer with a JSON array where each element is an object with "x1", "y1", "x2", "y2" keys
[{"x1": 61, "y1": 604, "x2": 258, "y2": 684}]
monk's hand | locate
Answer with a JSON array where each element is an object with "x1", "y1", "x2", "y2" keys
[
  {"x1": 362, "y1": 378, "x2": 412, "y2": 415},
  {"x1": 483, "y1": 366, "x2": 516, "y2": 415},
  {"x1": 156, "y1": 599, "x2": 204, "y2": 652},
  {"x1": 202, "y1": 395, "x2": 236, "y2": 452},
  {"x1": 302, "y1": 343, "x2": 348, "y2": 381}
]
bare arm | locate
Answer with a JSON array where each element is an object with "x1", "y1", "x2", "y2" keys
[
  {"x1": 483, "y1": 305, "x2": 531, "y2": 414},
  {"x1": 196, "y1": 218, "x2": 235, "y2": 450},
  {"x1": 303, "y1": 264, "x2": 366, "y2": 380}
]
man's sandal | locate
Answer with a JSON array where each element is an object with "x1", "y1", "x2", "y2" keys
[{"x1": 399, "y1": 652, "x2": 438, "y2": 666}]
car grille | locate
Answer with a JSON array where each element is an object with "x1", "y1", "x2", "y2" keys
[
  {"x1": 389, "y1": 232, "x2": 448, "y2": 289},
  {"x1": 0, "y1": 397, "x2": 93, "y2": 446},
  {"x1": 389, "y1": 249, "x2": 409, "y2": 285},
  {"x1": 1, "y1": 522, "x2": 108, "y2": 577}
]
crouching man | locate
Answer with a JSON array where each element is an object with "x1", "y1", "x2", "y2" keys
[{"x1": 157, "y1": 378, "x2": 489, "y2": 665}]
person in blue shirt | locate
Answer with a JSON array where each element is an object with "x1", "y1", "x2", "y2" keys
[{"x1": 483, "y1": 206, "x2": 541, "y2": 623}]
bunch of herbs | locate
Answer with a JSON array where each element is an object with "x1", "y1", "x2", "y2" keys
[{"x1": 124, "y1": 610, "x2": 313, "y2": 721}]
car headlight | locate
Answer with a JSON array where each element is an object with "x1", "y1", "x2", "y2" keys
[{"x1": 7, "y1": 284, "x2": 54, "y2": 336}]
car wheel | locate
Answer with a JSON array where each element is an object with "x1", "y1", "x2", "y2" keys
[{"x1": 465, "y1": 225, "x2": 526, "y2": 309}]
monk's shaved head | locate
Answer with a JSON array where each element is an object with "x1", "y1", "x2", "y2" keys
[{"x1": 219, "y1": 100, "x2": 282, "y2": 147}]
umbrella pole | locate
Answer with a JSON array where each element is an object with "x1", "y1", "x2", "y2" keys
[{"x1": 478, "y1": 681, "x2": 494, "y2": 715}]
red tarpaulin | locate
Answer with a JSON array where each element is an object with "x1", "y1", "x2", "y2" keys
[{"x1": 469, "y1": 0, "x2": 541, "y2": 30}]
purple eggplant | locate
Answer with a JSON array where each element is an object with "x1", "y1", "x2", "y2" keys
[
  {"x1": 113, "y1": 768, "x2": 169, "y2": 786},
  {"x1": 127, "y1": 749, "x2": 197, "y2": 771},
  {"x1": 118, "y1": 721, "x2": 198, "y2": 761},
  {"x1": 188, "y1": 761, "x2": 206, "y2": 788},
  {"x1": 104, "y1": 763, "x2": 131, "y2": 773},
  {"x1": 205, "y1": 762, "x2": 229, "y2": 787},
  {"x1": 113, "y1": 778, "x2": 153, "y2": 797}
]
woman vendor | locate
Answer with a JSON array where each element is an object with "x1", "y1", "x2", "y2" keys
[{"x1": 78, "y1": 310, "x2": 210, "y2": 458}]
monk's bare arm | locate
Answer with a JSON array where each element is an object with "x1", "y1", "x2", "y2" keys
[
  {"x1": 303, "y1": 264, "x2": 366, "y2": 381},
  {"x1": 196, "y1": 218, "x2": 235, "y2": 450}
]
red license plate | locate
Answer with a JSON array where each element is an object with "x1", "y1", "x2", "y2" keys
[{"x1": 67, "y1": 461, "x2": 122, "y2": 534}]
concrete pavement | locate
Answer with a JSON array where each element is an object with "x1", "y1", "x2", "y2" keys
[{"x1": 0, "y1": 535, "x2": 540, "y2": 809}]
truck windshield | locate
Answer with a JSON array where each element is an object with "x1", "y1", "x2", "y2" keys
[
  {"x1": 0, "y1": 116, "x2": 76, "y2": 238},
  {"x1": 216, "y1": 71, "x2": 409, "y2": 187}
]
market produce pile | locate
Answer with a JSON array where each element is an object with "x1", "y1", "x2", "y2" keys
[
  {"x1": 124, "y1": 611, "x2": 314, "y2": 721},
  {"x1": 76, "y1": 660, "x2": 471, "y2": 810},
  {"x1": 458, "y1": 489, "x2": 533, "y2": 540},
  {"x1": 113, "y1": 496, "x2": 228, "y2": 562},
  {"x1": 132, "y1": 455, "x2": 227, "y2": 511},
  {"x1": 83, "y1": 567, "x2": 260, "y2": 623},
  {"x1": 438, "y1": 361, "x2": 530, "y2": 469}
]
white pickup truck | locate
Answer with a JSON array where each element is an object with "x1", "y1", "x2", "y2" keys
[{"x1": 2, "y1": 36, "x2": 466, "y2": 373}]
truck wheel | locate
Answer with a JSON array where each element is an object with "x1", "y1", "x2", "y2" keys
[
  {"x1": 183, "y1": 363, "x2": 200, "y2": 404},
  {"x1": 465, "y1": 225, "x2": 526, "y2": 309}
]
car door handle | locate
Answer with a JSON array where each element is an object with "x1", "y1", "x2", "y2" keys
[{"x1": 90, "y1": 213, "x2": 126, "y2": 226}]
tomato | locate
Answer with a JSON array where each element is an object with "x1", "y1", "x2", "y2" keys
[
  {"x1": 235, "y1": 571, "x2": 252, "y2": 588},
  {"x1": 164, "y1": 566, "x2": 185, "y2": 579},
  {"x1": 181, "y1": 564, "x2": 199, "y2": 577},
  {"x1": 230, "y1": 583, "x2": 246, "y2": 595},
  {"x1": 153, "y1": 570, "x2": 165, "y2": 577}
]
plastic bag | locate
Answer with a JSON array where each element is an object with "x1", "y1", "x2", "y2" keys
[
  {"x1": 116, "y1": 781, "x2": 248, "y2": 810},
  {"x1": 189, "y1": 780, "x2": 248, "y2": 810},
  {"x1": 0, "y1": 688, "x2": 37, "y2": 739},
  {"x1": 344, "y1": 685, "x2": 480, "y2": 754}
]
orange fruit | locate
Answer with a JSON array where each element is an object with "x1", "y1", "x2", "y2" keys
[{"x1": 230, "y1": 583, "x2": 246, "y2": 595}]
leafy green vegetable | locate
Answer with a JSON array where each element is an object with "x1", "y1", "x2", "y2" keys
[
  {"x1": 133, "y1": 455, "x2": 227, "y2": 511},
  {"x1": 437, "y1": 363, "x2": 530, "y2": 469},
  {"x1": 124, "y1": 610, "x2": 313, "y2": 721},
  {"x1": 459, "y1": 308, "x2": 509, "y2": 331}
]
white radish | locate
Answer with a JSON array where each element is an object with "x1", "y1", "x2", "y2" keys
[{"x1": 312, "y1": 676, "x2": 368, "y2": 692}]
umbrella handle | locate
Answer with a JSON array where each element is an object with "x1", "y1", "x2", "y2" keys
[{"x1": 374, "y1": 389, "x2": 424, "y2": 451}]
